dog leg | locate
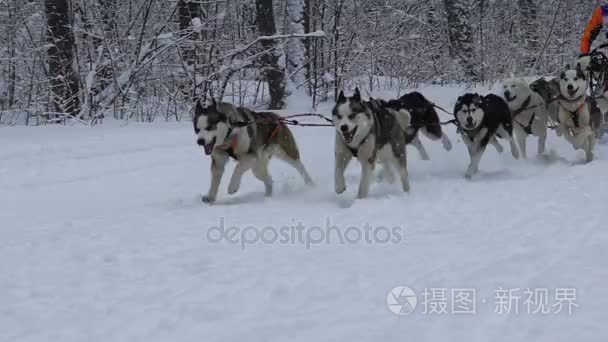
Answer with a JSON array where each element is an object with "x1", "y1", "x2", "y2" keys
[
  {"x1": 203, "y1": 153, "x2": 229, "y2": 204},
  {"x1": 537, "y1": 133, "x2": 547, "y2": 156},
  {"x1": 498, "y1": 125, "x2": 520, "y2": 160},
  {"x1": 251, "y1": 154, "x2": 273, "y2": 196},
  {"x1": 357, "y1": 158, "x2": 374, "y2": 199},
  {"x1": 411, "y1": 136, "x2": 430, "y2": 160},
  {"x1": 465, "y1": 144, "x2": 485, "y2": 179},
  {"x1": 422, "y1": 127, "x2": 453, "y2": 151},
  {"x1": 380, "y1": 159, "x2": 396, "y2": 184},
  {"x1": 356, "y1": 138, "x2": 376, "y2": 199},
  {"x1": 514, "y1": 125, "x2": 527, "y2": 159},
  {"x1": 491, "y1": 137, "x2": 504, "y2": 154},
  {"x1": 586, "y1": 134, "x2": 596, "y2": 162},
  {"x1": 392, "y1": 154, "x2": 410, "y2": 193},
  {"x1": 275, "y1": 148, "x2": 314, "y2": 185},
  {"x1": 227, "y1": 155, "x2": 256, "y2": 195},
  {"x1": 465, "y1": 128, "x2": 488, "y2": 179},
  {"x1": 441, "y1": 133, "x2": 453, "y2": 151},
  {"x1": 335, "y1": 138, "x2": 353, "y2": 195}
]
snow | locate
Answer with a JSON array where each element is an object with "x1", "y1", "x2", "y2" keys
[{"x1": 1, "y1": 85, "x2": 607, "y2": 341}]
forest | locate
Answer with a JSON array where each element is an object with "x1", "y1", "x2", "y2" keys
[{"x1": 0, "y1": 0, "x2": 597, "y2": 124}]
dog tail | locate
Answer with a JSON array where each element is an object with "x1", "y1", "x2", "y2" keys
[{"x1": 390, "y1": 109, "x2": 412, "y2": 131}]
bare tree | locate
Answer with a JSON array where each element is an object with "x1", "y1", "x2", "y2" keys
[
  {"x1": 45, "y1": 0, "x2": 81, "y2": 117},
  {"x1": 255, "y1": 0, "x2": 286, "y2": 109}
]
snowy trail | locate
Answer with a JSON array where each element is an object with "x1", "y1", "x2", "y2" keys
[{"x1": 1, "y1": 86, "x2": 607, "y2": 341}]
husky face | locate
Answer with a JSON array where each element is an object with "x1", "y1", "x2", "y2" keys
[
  {"x1": 559, "y1": 64, "x2": 588, "y2": 101},
  {"x1": 193, "y1": 99, "x2": 231, "y2": 155},
  {"x1": 455, "y1": 94, "x2": 485, "y2": 131},
  {"x1": 332, "y1": 88, "x2": 373, "y2": 145},
  {"x1": 502, "y1": 78, "x2": 533, "y2": 105}
]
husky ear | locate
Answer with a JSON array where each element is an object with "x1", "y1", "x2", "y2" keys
[
  {"x1": 353, "y1": 88, "x2": 361, "y2": 101},
  {"x1": 473, "y1": 93, "x2": 481, "y2": 104},
  {"x1": 195, "y1": 98, "x2": 205, "y2": 114},
  {"x1": 337, "y1": 90, "x2": 346, "y2": 103},
  {"x1": 576, "y1": 63, "x2": 586, "y2": 79}
]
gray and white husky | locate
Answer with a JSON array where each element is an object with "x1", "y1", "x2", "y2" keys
[
  {"x1": 332, "y1": 88, "x2": 412, "y2": 199},
  {"x1": 193, "y1": 99, "x2": 313, "y2": 204},
  {"x1": 557, "y1": 64, "x2": 599, "y2": 162},
  {"x1": 501, "y1": 77, "x2": 549, "y2": 159}
]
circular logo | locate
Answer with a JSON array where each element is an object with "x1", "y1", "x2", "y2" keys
[{"x1": 387, "y1": 286, "x2": 417, "y2": 316}]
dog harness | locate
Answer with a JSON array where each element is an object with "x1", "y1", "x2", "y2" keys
[
  {"x1": 558, "y1": 96, "x2": 587, "y2": 128},
  {"x1": 511, "y1": 95, "x2": 537, "y2": 134}
]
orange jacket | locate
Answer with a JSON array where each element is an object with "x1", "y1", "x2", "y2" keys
[{"x1": 581, "y1": 7, "x2": 608, "y2": 54}]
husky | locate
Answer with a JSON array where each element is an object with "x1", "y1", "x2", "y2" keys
[
  {"x1": 557, "y1": 64, "x2": 599, "y2": 162},
  {"x1": 501, "y1": 77, "x2": 549, "y2": 158},
  {"x1": 332, "y1": 88, "x2": 412, "y2": 199},
  {"x1": 454, "y1": 93, "x2": 520, "y2": 179},
  {"x1": 193, "y1": 99, "x2": 313, "y2": 204},
  {"x1": 377, "y1": 92, "x2": 453, "y2": 160},
  {"x1": 530, "y1": 77, "x2": 561, "y2": 124}
]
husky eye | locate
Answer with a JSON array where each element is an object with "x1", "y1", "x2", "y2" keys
[
  {"x1": 348, "y1": 114, "x2": 357, "y2": 120},
  {"x1": 205, "y1": 125, "x2": 216, "y2": 131},
  {"x1": 574, "y1": 77, "x2": 578, "y2": 81},
  {"x1": 336, "y1": 114, "x2": 342, "y2": 120}
]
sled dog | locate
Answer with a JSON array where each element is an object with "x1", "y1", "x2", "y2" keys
[
  {"x1": 332, "y1": 88, "x2": 412, "y2": 199},
  {"x1": 454, "y1": 93, "x2": 520, "y2": 179},
  {"x1": 380, "y1": 92, "x2": 453, "y2": 160},
  {"x1": 501, "y1": 77, "x2": 549, "y2": 158},
  {"x1": 557, "y1": 64, "x2": 599, "y2": 162},
  {"x1": 193, "y1": 99, "x2": 313, "y2": 204}
]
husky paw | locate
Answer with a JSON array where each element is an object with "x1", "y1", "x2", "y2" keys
[
  {"x1": 464, "y1": 167, "x2": 477, "y2": 180},
  {"x1": 335, "y1": 184, "x2": 347, "y2": 194},
  {"x1": 442, "y1": 137, "x2": 453, "y2": 151},
  {"x1": 227, "y1": 183, "x2": 240, "y2": 195},
  {"x1": 586, "y1": 152, "x2": 594, "y2": 163},
  {"x1": 201, "y1": 195, "x2": 216, "y2": 204},
  {"x1": 264, "y1": 182, "x2": 273, "y2": 197}
]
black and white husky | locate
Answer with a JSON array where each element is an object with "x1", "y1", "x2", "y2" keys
[
  {"x1": 381, "y1": 92, "x2": 453, "y2": 160},
  {"x1": 501, "y1": 77, "x2": 549, "y2": 158},
  {"x1": 454, "y1": 93, "x2": 520, "y2": 179},
  {"x1": 557, "y1": 64, "x2": 599, "y2": 162},
  {"x1": 332, "y1": 88, "x2": 412, "y2": 199},
  {"x1": 193, "y1": 99, "x2": 313, "y2": 204}
]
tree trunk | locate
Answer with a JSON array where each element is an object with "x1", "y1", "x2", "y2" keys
[
  {"x1": 178, "y1": 0, "x2": 201, "y2": 66},
  {"x1": 286, "y1": 0, "x2": 306, "y2": 90},
  {"x1": 45, "y1": 0, "x2": 81, "y2": 117},
  {"x1": 444, "y1": 0, "x2": 478, "y2": 82},
  {"x1": 304, "y1": 0, "x2": 312, "y2": 94},
  {"x1": 255, "y1": 0, "x2": 286, "y2": 109},
  {"x1": 517, "y1": 0, "x2": 539, "y2": 70}
]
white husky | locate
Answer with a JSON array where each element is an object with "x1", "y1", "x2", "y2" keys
[{"x1": 501, "y1": 77, "x2": 549, "y2": 159}]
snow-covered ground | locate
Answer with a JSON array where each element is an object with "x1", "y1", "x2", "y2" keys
[{"x1": 1, "y1": 85, "x2": 607, "y2": 342}]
